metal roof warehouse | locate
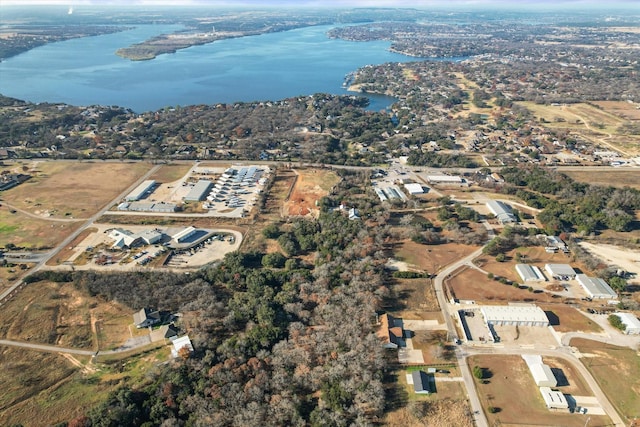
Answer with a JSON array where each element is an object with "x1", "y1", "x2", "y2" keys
[
  {"x1": 481, "y1": 304, "x2": 549, "y2": 327},
  {"x1": 515, "y1": 264, "x2": 546, "y2": 282},
  {"x1": 576, "y1": 274, "x2": 617, "y2": 300}
]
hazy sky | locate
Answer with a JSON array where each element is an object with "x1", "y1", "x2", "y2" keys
[{"x1": 1, "y1": 0, "x2": 638, "y2": 6}]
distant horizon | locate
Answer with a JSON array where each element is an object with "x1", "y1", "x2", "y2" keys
[{"x1": 1, "y1": 0, "x2": 639, "y2": 9}]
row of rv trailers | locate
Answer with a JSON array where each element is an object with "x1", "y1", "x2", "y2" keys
[
  {"x1": 515, "y1": 263, "x2": 618, "y2": 300},
  {"x1": 189, "y1": 167, "x2": 267, "y2": 209}
]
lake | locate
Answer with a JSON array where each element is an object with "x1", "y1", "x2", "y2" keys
[{"x1": 0, "y1": 24, "x2": 418, "y2": 113}]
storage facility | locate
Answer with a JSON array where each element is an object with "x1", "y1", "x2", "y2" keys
[
  {"x1": 576, "y1": 274, "x2": 617, "y2": 300},
  {"x1": 172, "y1": 226, "x2": 198, "y2": 244},
  {"x1": 539, "y1": 387, "x2": 569, "y2": 410},
  {"x1": 403, "y1": 183, "x2": 425, "y2": 195},
  {"x1": 427, "y1": 175, "x2": 464, "y2": 185},
  {"x1": 522, "y1": 355, "x2": 557, "y2": 387},
  {"x1": 544, "y1": 264, "x2": 577, "y2": 280},
  {"x1": 184, "y1": 180, "x2": 213, "y2": 202},
  {"x1": 614, "y1": 312, "x2": 640, "y2": 335},
  {"x1": 515, "y1": 264, "x2": 546, "y2": 282},
  {"x1": 481, "y1": 304, "x2": 549, "y2": 327},
  {"x1": 486, "y1": 200, "x2": 517, "y2": 224},
  {"x1": 125, "y1": 180, "x2": 156, "y2": 202}
]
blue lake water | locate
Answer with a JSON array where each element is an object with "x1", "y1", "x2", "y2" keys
[{"x1": 0, "y1": 24, "x2": 418, "y2": 113}]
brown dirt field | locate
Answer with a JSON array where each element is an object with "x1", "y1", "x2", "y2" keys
[
  {"x1": 543, "y1": 356, "x2": 592, "y2": 396},
  {"x1": 396, "y1": 240, "x2": 479, "y2": 275},
  {"x1": 563, "y1": 170, "x2": 640, "y2": 190},
  {"x1": 263, "y1": 169, "x2": 296, "y2": 218},
  {"x1": 592, "y1": 101, "x2": 640, "y2": 121},
  {"x1": 469, "y1": 354, "x2": 610, "y2": 427},
  {"x1": 147, "y1": 163, "x2": 193, "y2": 182},
  {"x1": 386, "y1": 277, "x2": 440, "y2": 317},
  {"x1": 540, "y1": 304, "x2": 603, "y2": 333},
  {"x1": 1, "y1": 161, "x2": 152, "y2": 218},
  {"x1": 0, "y1": 280, "x2": 132, "y2": 350},
  {"x1": 571, "y1": 338, "x2": 640, "y2": 424},
  {"x1": 447, "y1": 266, "x2": 558, "y2": 303},
  {"x1": 284, "y1": 168, "x2": 340, "y2": 217}
]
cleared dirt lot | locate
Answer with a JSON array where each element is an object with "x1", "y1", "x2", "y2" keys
[
  {"x1": 284, "y1": 168, "x2": 340, "y2": 217},
  {"x1": 447, "y1": 266, "x2": 558, "y2": 303},
  {"x1": 563, "y1": 170, "x2": 640, "y2": 190},
  {"x1": 397, "y1": 240, "x2": 479, "y2": 275},
  {"x1": 541, "y1": 304, "x2": 603, "y2": 333},
  {"x1": 578, "y1": 242, "x2": 640, "y2": 285},
  {"x1": 468, "y1": 354, "x2": 610, "y2": 427}
]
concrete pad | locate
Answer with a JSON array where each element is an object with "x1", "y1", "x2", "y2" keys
[
  {"x1": 406, "y1": 373, "x2": 414, "y2": 384},
  {"x1": 403, "y1": 319, "x2": 442, "y2": 330},
  {"x1": 398, "y1": 349, "x2": 425, "y2": 364}
]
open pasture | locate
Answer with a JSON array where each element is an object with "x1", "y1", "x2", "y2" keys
[{"x1": 1, "y1": 160, "x2": 152, "y2": 218}]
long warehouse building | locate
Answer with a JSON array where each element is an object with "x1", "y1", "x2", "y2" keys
[
  {"x1": 576, "y1": 274, "x2": 617, "y2": 300},
  {"x1": 125, "y1": 180, "x2": 156, "y2": 202},
  {"x1": 184, "y1": 180, "x2": 213, "y2": 202}
]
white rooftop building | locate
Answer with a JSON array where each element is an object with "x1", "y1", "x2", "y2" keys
[
  {"x1": 486, "y1": 200, "x2": 517, "y2": 224},
  {"x1": 539, "y1": 387, "x2": 569, "y2": 410},
  {"x1": 171, "y1": 335, "x2": 194, "y2": 358},
  {"x1": 522, "y1": 355, "x2": 557, "y2": 387},
  {"x1": 515, "y1": 264, "x2": 546, "y2": 282},
  {"x1": 427, "y1": 175, "x2": 463, "y2": 184},
  {"x1": 125, "y1": 180, "x2": 156, "y2": 202},
  {"x1": 404, "y1": 183, "x2": 425, "y2": 195},
  {"x1": 614, "y1": 312, "x2": 640, "y2": 335},
  {"x1": 481, "y1": 304, "x2": 549, "y2": 327},
  {"x1": 576, "y1": 274, "x2": 617, "y2": 300},
  {"x1": 172, "y1": 226, "x2": 198, "y2": 244},
  {"x1": 544, "y1": 264, "x2": 577, "y2": 279}
]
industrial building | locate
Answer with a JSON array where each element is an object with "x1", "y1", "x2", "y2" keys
[
  {"x1": 522, "y1": 355, "x2": 557, "y2": 387},
  {"x1": 614, "y1": 312, "x2": 640, "y2": 335},
  {"x1": 120, "y1": 201, "x2": 177, "y2": 213},
  {"x1": 486, "y1": 200, "x2": 517, "y2": 224},
  {"x1": 172, "y1": 226, "x2": 198, "y2": 243},
  {"x1": 480, "y1": 304, "x2": 549, "y2": 327},
  {"x1": 109, "y1": 228, "x2": 140, "y2": 249},
  {"x1": 426, "y1": 175, "x2": 464, "y2": 185},
  {"x1": 539, "y1": 387, "x2": 569, "y2": 410},
  {"x1": 544, "y1": 264, "x2": 577, "y2": 280},
  {"x1": 403, "y1": 183, "x2": 425, "y2": 195},
  {"x1": 125, "y1": 180, "x2": 156, "y2": 201},
  {"x1": 576, "y1": 274, "x2": 617, "y2": 300},
  {"x1": 137, "y1": 230, "x2": 163, "y2": 245},
  {"x1": 184, "y1": 180, "x2": 213, "y2": 202},
  {"x1": 515, "y1": 264, "x2": 546, "y2": 282}
]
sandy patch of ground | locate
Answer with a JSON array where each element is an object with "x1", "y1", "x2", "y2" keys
[
  {"x1": 284, "y1": 168, "x2": 340, "y2": 217},
  {"x1": 578, "y1": 242, "x2": 640, "y2": 285}
]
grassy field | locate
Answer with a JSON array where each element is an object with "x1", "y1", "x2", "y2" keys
[
  {"x1": 541, "y1": 305, "x2": 603, "y2": 333},
  {"x1": 147, "y1": 163, "x2": 193, "y2": 183},
  {"x1": 562, "y1": 170, "x2": 640, "y2": 190},
  {"x1": 0, "y1": 280, "x2": 132, "y2": 350},
  {"x1": 396, "y1": 240, "x2": 479, "y2": 276},
  {"x1": 0, "y1": 209, "x2": 82, "y2": 249},
  {"x1": 447, "y1": 266, "x2": 558, "y2": 303},
  {"x1": 468, "y1": 354, "x2": 610, "y2": 427},
  {"x1": 571, "y1": 338, "x2": 640, "y2": 424},
  {"x1": 1, "y1": 160, "x2": 153, "y2": 218}
]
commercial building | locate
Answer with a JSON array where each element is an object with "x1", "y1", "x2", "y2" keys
[
  {"x1": 426, "y1": 175, "x2": 464, "y2": 185},
  {"x1": 124, "y1": 201, "x2": 177, "y2": 213},
  {"x1": 109, "y1": 228, "x2": 140, "y2": 249},
  {"x1": 576, "y1": 274, "x2": 617, "y2": 300},
  {"x1": 539, "y1": 387, "x2": 569, "y2": 410},
  {"x1": 184, "y1": 180, "x2": 213, "y2": 202},
  {"x1": 172, "y1": 226, "x2": 198, "y2": 244},
  {"x1": 126, "y1": 180, "x2": 156, "y2": 201},
  {"x1": 522, "y1": 355, "x2": 557, "y2": 387},
  {"x1": 137, "y1": 229, "x2": 163, "y2": 245},
  {"x1": 481, "y1": 304, "x2": 549, "y2": 327},
  {"x1": 515, "y1": 264, "x2": 546, "y2": 282},
  {"x1": 544, "y1": 264, "x2": 577, "y2": 280},
  {"x1": 403, "y1": 183, "x2": 425, "y2": 195},
  {"x1": 614, "y1": 312, "x2": 640, "y2": 335},
  {"x1": 486, "y1": 200, "x2": 517, "y2": 224}
]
